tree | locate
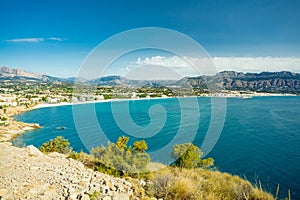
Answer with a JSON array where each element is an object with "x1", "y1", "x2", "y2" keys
[
  {"x1": 116, "y1": 136, "x2": 129, "y2": 149},
  {"x1": 198, "y1": 157, "x2": 214, "y2": 169},
  {"x1": 171, "y1": 143, "x2": 202, "y2": 169},
  {"x1": 170, "y1": 143, "x2": 214, "y2": 169},
  {"x1": 41, "y1": 96, "x2": 47, "y2": 102},
  {"x1": 91, "y1": 136, "x2": 150, "y2": 175},
  {"x1": 133, "y1": 140, "x2": 148, "y2": 152},
  {"x1": 39, "y1": 136, "x2": 72, "y2": 154}
]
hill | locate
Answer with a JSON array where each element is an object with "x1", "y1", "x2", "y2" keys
[
  {"x1": 0, "y1": 142, "x2": 141, "y2": 199},
  {"x1": 1, "y1": 66, "x2": 300, "y2": 93},
  {"x1": 0, "y1": 142, "x2": 275, "y2": 200}
]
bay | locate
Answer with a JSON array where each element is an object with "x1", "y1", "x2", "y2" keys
[{"x1": 14, "y1": 96, "x2": 300, "y2": 199}]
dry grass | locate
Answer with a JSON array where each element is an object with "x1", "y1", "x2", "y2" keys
[
  {"x1": 147, "y1": 167, "x2": 275, "y2": 200},
  {"x1": 68, "y1": 151, "x2": 275, "y2": 200}
]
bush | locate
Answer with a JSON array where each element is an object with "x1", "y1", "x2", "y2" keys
[
  {"x1": 147, "y1": 167, "x2": 274, "y2": 200},
  {"x1": 39, "y1": 136, "x2": 72, "y2": 154},
  {"x1": 170, "y1": 143, "x2": 214, "y2": 169},
  {"x1": 133, "y1": 140, "x2": 148, "y2": 152},
  {"x1": 68, "y1": 151, "x2": 98, "y2": 168},
  {"x1": 91, "y1": 136, "x2": 151, "y2": 176}
]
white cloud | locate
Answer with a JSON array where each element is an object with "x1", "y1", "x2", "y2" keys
[
  {"x1": 125, "y1": 65, "x2": 182, "y2": 80},
  {"x1": 48, "y1": 37, "x2": 63, "y2": 41},
  {"x1": 212, "y1": 57, "x2": 300, "y2": 73},
  {"x1": 136, "y1": 56, "x2": 190, "y2": 67},
  {"x1": 134, "y1": 55, "x2": 220, "y2": 76},
  {"x1": 4, "y1": 37, "x2": 64, "y2": 43},
  {"x1": 5, "y1": 38, "x2": 45, "y2": 43},
  {"x1": 131, "y1": 56, "x2": 300, "y2": 77}
]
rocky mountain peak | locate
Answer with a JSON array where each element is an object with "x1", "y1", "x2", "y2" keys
[{"x1": 0, "y1": 66, "x2": 43, "y2": 79}]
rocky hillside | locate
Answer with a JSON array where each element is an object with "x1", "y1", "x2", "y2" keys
[
  {"x1": 0, "y1": 142, "x2": 144, "y2": 200},
  {"x1": 0, "y1": 66, "x2": 65, "y2": 83},
  {"x1": 1, "y1": 66, "x2": 299, "y2": 93},
  {"x1": 0, "y1": 141, "x2": 276, "y2": 200},
  {"x1": 190, "y1": 71, "x2": 300, "y2": 93},
  {"x1": 0, "y1": 66, "x2": 43, "y2": 79}
]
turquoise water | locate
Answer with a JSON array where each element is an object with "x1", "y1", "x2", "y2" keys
[{"x1": 14, "y1": 97, "x2": 300, "y2": 199}]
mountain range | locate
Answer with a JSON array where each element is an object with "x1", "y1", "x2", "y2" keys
[{"x1": 1, "y1": 66, "x2": 300, "y2": 93}]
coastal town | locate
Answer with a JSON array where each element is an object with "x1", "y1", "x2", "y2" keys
[
  {"x1": 0, "y1": 66, "x2": 298, "y2": 143},
  {"x1": 0, "y1": 79, "x2": 296, "y2": 143},
  {"x1": 1, "y1": 0, "x2": 300, "y2": 198}
]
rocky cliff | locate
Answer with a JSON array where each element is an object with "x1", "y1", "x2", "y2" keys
[
  {"x1": 1, "y1": 66, "x2": 300, "y2": 93},
  {"x1": 177, "y1": 71, "x2": 300, "y2": 93},
  {"x1": 0, "y1": 142, "x2": 145, "y2": 200},
  {"x1": 0, "y1": 66, "x2": 43, "y2": 79}
]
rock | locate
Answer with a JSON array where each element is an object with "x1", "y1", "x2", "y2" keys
[
  {"x1": 32, "y1": 123, "x2": 40, "y2": 128},
  {"x1": 140, "y1": 180, "x2": 146, "y2": 187},
  {"x1": 0, "y1": 188, "x2": 8, "y2": 197},
  {"x1": 81, "y1": 194, "x2": 90, "y2": 200},
  {"x1": 112, "y1": 194, "x2": 129, "y2": 200},
  {"x1": 0, "y1": 142, "x2": 11, "y2": 147},
  {"x1": 47, "y1": 152, "x2": 66, "y2": 158},
  {"x1": 68, "y1": 187, "x2": 76, "y2": 194},
  {"x1": 69, "y1": 193, "x2": 78, "y2": 200},
  {"x1": 26, "y1": 145, "x2": 44, "y2": 157},
  {"x1": 22, "y1": 126, "x2": 34, "y2": 131},
  {"x1": 102, "y1": 196, "x2": 111, "y2": 200},
  {"x1": 0, "y1": 143, "x2": 146, "y2": 200}
]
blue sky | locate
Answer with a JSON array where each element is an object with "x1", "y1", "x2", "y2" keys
[{"x1": 1, "y1": 0, "x2": 300, "y2": 77}]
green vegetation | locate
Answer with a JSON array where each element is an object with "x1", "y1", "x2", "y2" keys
[
  {"x1": 90, "y1": 136, "x2": 150, "y2": 176},
  {"x1": 39, "y1": 136, "x2": 72, "y2": 154},
  {"x1": 171, "y1": 143, "x2": 214, "y2": 169},
  {"x1": 88, "y1": 191, "x2": 101, "y2": 200},
  {"x1": 69, "y1": 136, "x2": 151, "y2": 177},
  {"x1": 40, "y1": 136, "x2": 275, "y2": 200},
  {"x1": 147, "y1": 167, "x2": 274, "y2": 200}
]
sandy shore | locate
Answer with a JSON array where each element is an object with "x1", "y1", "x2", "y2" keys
[
  {"x1": 33, "y1": 97, "x2": 172, "y2": 109},
  {"x1": 33, "y1": 93, "x2": 298, "y2": 110}
]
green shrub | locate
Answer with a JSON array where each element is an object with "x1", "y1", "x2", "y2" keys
[
  {"x1": 68, "y1": 151, "x2": 80, "y2": 160},
  {"x1": 91, "y1": 136, "x2": 150, "y2": 176},
  {"x1": 170, "y1": 143, "x2": 214, "y2": 169},
  {"x1": 39, "y1": 136, "x2": 275, "y2": 200},
  {"x1": 88, "y1": 191, "x2": 100, "y2": 200},
  {"x1": 133, "y1": 140, "x2": 148, "y2": 152},
  {"x1": 39, "y1": 136, "x2": 72, "y2": 154}
]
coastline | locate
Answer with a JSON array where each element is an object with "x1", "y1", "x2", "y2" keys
[
  {"x1": 0, "y1": 105, "x2": 41, "y2": 142},
  {"x1": 33, "y1": 93, "x2": 298, "y2": 109},
  {"x1": 1, "y1": 93, "x2": 298, "y2": 143},
  {"x1": 33, "y1": 96, "x2": 174, "y2": 109}
]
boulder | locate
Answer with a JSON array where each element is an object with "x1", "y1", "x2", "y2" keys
[
  {"x1": 26, "y1": 145, "x2": 43, "y2": 157},
  {"x1": 81, "y1": 194, "x2": 90, "y2": 200},
  {"x1": 0, "y1": 189, "x2": 8, "y2": 197},
  {"x1": 47, "y1": 152, "x2": 66, "y2": 158}
]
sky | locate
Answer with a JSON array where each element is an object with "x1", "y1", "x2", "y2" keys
[{"x1": 0, "y1": 0, "x2": 300, "y2": 77}]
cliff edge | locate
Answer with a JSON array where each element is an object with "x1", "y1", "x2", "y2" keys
[{"x1": 0, "y1": 142, "x2": 141, "y2": 200}]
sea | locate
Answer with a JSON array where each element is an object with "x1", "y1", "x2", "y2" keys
[{"x1": 14, "y1": 96, "x2": 300, "y2": 199}]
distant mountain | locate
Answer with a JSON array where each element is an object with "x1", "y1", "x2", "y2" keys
[
  {"x1": 1, "y1": 66, "x2": 300, "y2": 93},
  {"x1": 0, "y1": 66, "x2": 44, "y2": 79},
  {"x1": 183, "y1": 71, "x2": 300, "y2": 93},
  {"x1": 0, "y1": 66, "x2": 71, "y2": 84}
]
